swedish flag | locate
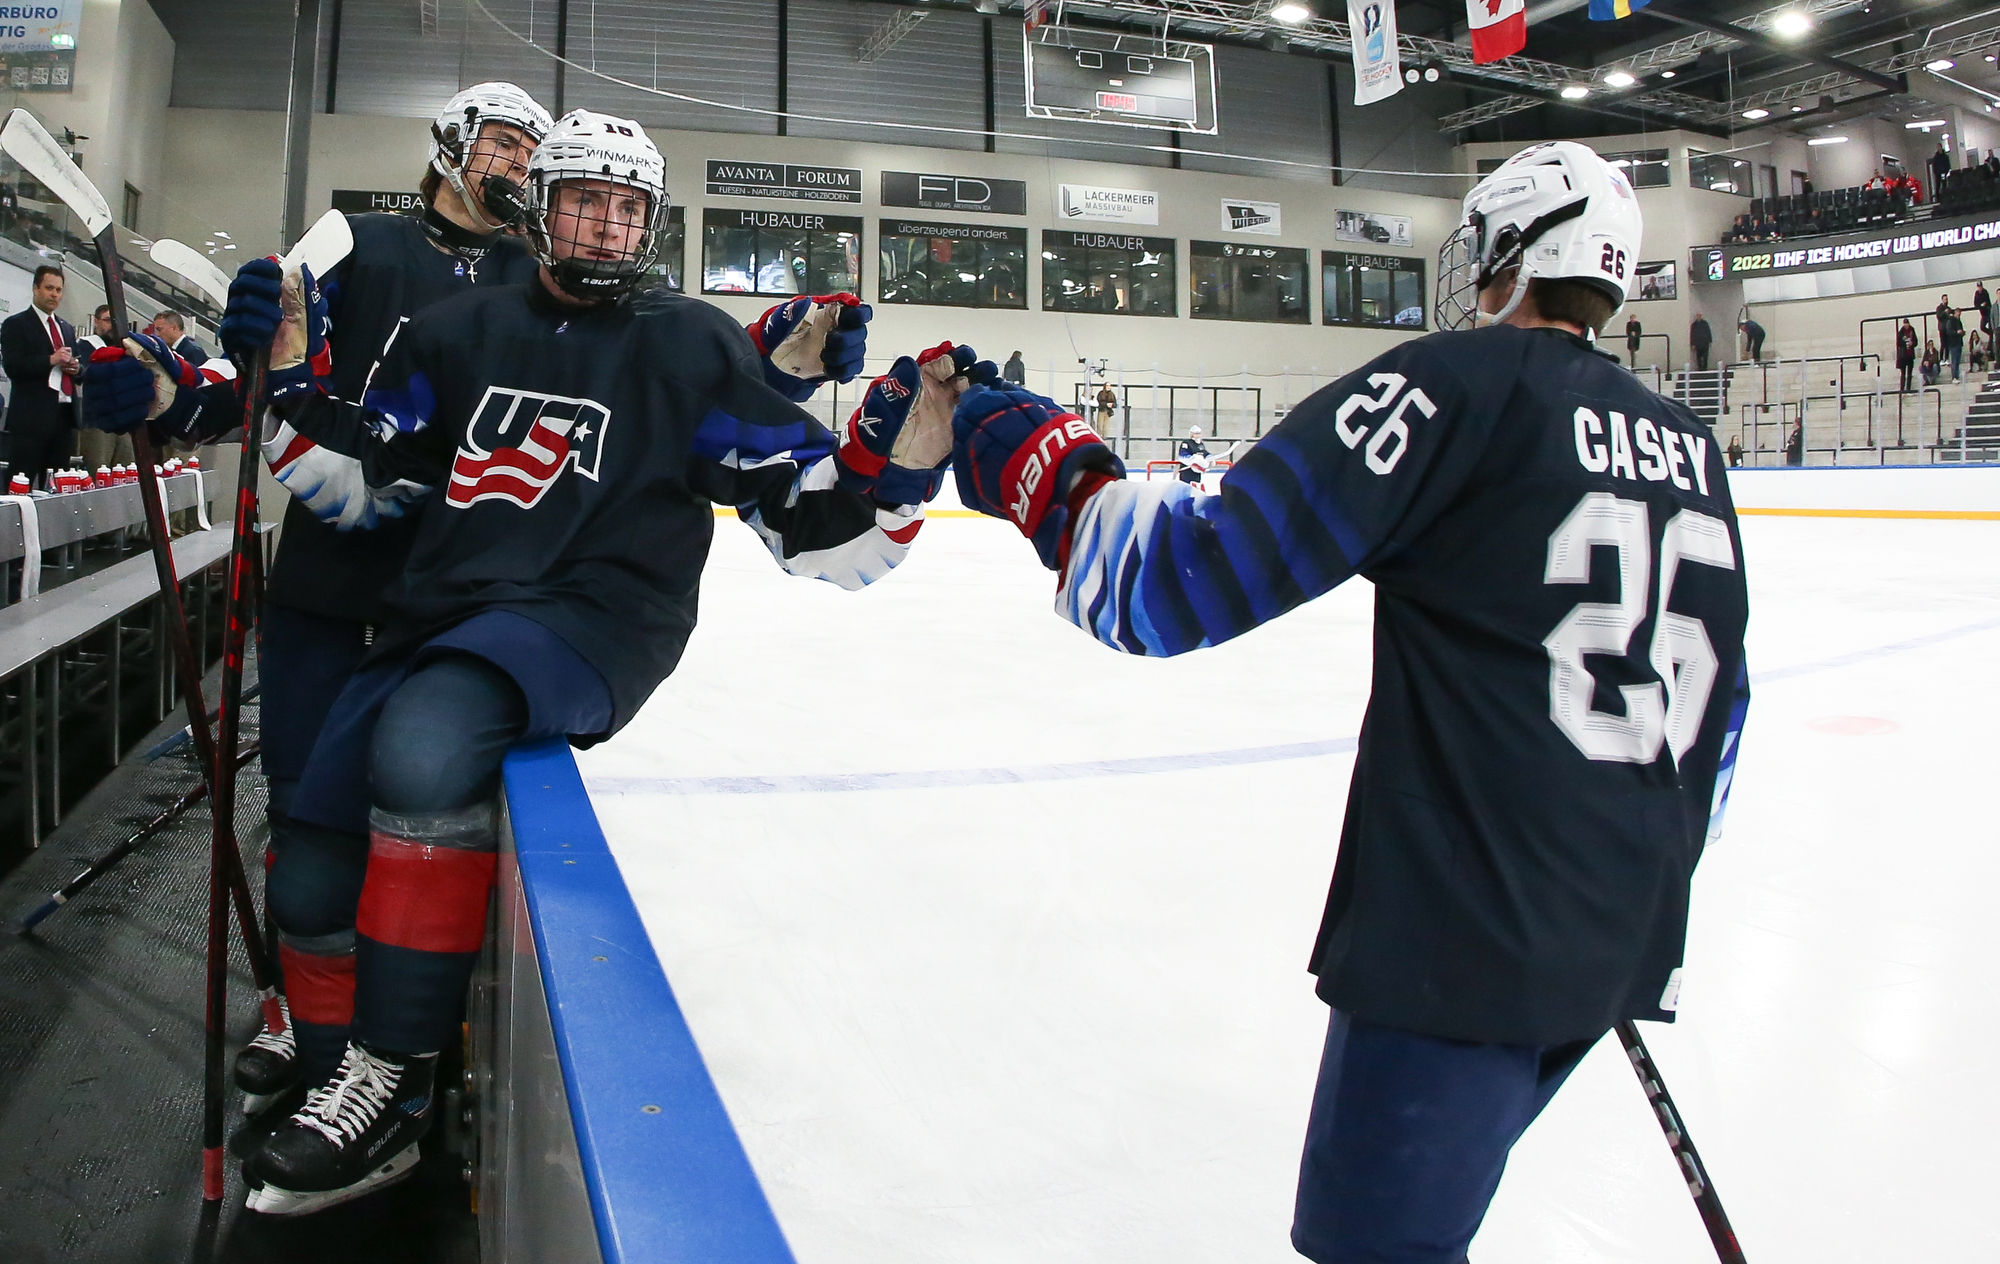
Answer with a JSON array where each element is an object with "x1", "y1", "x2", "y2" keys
[{"x1": 1589, "y1": 0, "x2": 1650, "y2": 17}]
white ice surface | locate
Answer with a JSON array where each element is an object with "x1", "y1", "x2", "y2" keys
[{"x1": 579, "y1": 510, "x2": 2000, "y2": 1264}]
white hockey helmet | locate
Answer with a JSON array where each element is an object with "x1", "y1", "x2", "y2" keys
[
  {"x1": 429, "y1": 81, "x2": 555, "y2": 233},
  {"x1": 1437, "y1": 140, "x2": 1643, "y2": 332},
  {"x1": 525, "y1": 110, "x2": 671, "y2": 301}
]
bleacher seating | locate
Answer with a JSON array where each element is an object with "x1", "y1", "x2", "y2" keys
[
  {"x1": 1722, "y1": 183, "x2": 1913, "y2": 244},
  {"x1": 1933, "y1": 164, "x2": 2000, "y2": 219}
]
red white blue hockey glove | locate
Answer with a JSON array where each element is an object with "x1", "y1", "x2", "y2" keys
[
  {"x1": 835, "y1": 342, "x2": 993, "y2": 506},
  {"x1": 266, "y1": 261, "x2": 331, "y2": 404},
  {"x1": 82, "y1": 334, "x2": 204, "y2": 439},
  {"x1": 218, "y1": 256, "x2": 283, "y2": 362},
  {"x1": 749, "y1": 292, "x2": 871, "y2": 401},
  {"x1": 953, "y1": 384, "x2": 1125, "y2": 571}
]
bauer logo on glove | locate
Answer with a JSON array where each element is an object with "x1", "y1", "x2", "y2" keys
[{"x1": 835, "y1": 342, "x2": 995, "y2": 506}]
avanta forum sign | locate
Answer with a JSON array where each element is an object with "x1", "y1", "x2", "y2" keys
[
  {"x1": 706, "y1": 160, "x2": 862, "y2": 204},
  {"x1": 1695, "y1": 210, "x2": 2000, "y2": 282}
]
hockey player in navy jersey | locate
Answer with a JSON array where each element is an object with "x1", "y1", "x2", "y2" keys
[
  {"x1": 85, "y1": 83, "x2": 872, "y2": 1116},
  {"x1": 190, "y1": 109, "x2": 974, "y2": 1216},
  {"x1": 1175, "y1": 424, "x2": 1208, "y2": 486},
  {"x1": 951, "y1": 141, "x2": 1750, "y2": 1262}
]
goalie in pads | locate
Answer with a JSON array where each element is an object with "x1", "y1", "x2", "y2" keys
[{"x1": 950, "y1": 141, "x2": 1750, "y2": 1264}]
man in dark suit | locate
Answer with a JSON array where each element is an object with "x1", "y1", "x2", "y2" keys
[
  {"x1": 149, "y1": 309, "x2": 208, "y2": 365},
  {"x1": 2, "y1": 265, "x2": 79, "y2": 489}
]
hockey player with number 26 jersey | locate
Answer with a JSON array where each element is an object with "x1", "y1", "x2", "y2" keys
[{"x1": 952, "y1": 141, "x2": 1750, "y2": 1262}]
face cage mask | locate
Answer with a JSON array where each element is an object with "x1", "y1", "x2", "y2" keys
[
  {"x1": 528, "y1": 176, "x2": 669, "y2": 302},
  {"x1": 432, "y1": 115, "x2": 535, "y2": 235}
]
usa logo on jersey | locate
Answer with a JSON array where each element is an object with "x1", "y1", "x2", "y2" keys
[{"x1": 447, "y1": 386, "x2": 610, "y2": 509}]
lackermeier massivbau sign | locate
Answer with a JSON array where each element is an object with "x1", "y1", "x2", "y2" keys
[{"x1": 1056, "y1": 183, "x2": 1160, "y2": 226}]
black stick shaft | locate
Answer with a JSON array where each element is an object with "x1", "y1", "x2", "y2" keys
[
  {"x1": 1615, "y1": 1021, "x2": 1748, "y2": 1264},
  {"x1": 15, "y1": 745, "x2": 257, "y2": 932}
]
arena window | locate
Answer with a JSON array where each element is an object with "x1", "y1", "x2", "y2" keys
[
  {"x1": 700, "y1": 208, "x2": 862, "y2": 297},
  {"x1": 1190, "y1": 241, "x2": 1309, "y2": 324},
  {"x1": 1321, "y1": 250, "x2": 1425, "y2": 329},
  {"x1": 1689, "y1": 150, "x2": 1751, "y2": 196},
  {"x1": 644, "y1": 205, "x2": 685, "y2": 293},
  {"x1": 1040, "y1": 230, "x2": 1177, "y2": 317},
  {"x1": 1600, "y1": 149, "x2": 1671, "y2": 188},
  {"x1": 878, "y1": 219, "x2": 1028, "y2": 309}
]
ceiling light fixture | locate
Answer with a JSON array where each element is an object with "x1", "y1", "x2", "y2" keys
[
  {"x1": 1604, "y1": 70, "x2": 1636, "y2": 89},
  {"x1": 1928, "y1": 58, "x2": 1957, "y2": 72},
  {"x1": 1806, "y1": 135, "x2": 1848, "y2": 145},
  {"x1": 1771, "y1": 10, "x2": 1812, "y2": 38},
  {"x1": 1660, "y1": 69, "x2": 1676, "y2": 79},
  {"x1": 1792, "y1": 105, "x2": 1806, "y2": 112},
  {"x1": 1906, "y1": 119, "x2": 1947, "y2": 129},
  {"x1": 1269, "y1": 1, "x2": 1311, "y2": 23},
  {"x1": 1560, "y1": 84, "x2": 1590, "y2": 100},
  {"x1": 1743, "y1": 108, "x2": 1771, "y2": 120}
]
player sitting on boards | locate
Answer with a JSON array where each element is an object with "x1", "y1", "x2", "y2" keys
[
  {"x1": 104, "y1": 108, "x2": 979, "y2": 1216},
  {"x1": 82, "y1": 82, "x2": 874, "y2": 1130},
  {"x1": 949, "y1": 140, "x2": 1750, "y2": 1263}
]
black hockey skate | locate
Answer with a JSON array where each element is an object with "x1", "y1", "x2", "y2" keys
[
  {"x1": 244, "y1": 1041, "x2": 437, "y2": 1216},
  {"x1": 233, "y1": 995, "x2": 299, "y2": 1114}
]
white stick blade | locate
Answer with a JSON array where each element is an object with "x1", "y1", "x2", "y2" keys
[
  {"x1": 148, "y1": 239, "x2": 232, "y2": 308},
  {"x1": 0, "y1": 108, "x2": 111, "y2": 238},
  {"x1": 283, "y1": 209, "x2": 354, "y2": 278}
]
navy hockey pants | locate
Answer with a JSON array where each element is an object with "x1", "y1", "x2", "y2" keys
[
  {"x1": 1291, "y1": 1010, "x2": 1598, "y2": 1264},
  {"x1": 258, "y1": 604, "x2": 371, "y2": 822},
  {"x1": 268, "y1": 611, "x2": 609, "y2": 1075}
]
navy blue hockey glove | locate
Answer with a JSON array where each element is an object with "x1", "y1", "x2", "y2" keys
[
  {"x1": 750, "y1": 292, "x2": 871, "y2": 401},
  {"x1": 218, "y1": 256, "x2": 283, "y2": 362},
  {"x1": 835, "y1": 342, "x2": 993, "y2": 506},
  {"x1": 953, "y1": 383, "x2": 1125, "y2": 570},
  {"x1": 81, "y1": 334, "x2": 204, "y2": 439},
  {"x1": 266, "y1": 262, "x2": 331, "y2": 403}
]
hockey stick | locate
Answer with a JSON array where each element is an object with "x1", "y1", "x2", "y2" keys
[
  {"x1": 12, "y1": 744, "x2": 259, "y2": 933},
  {"x1": 146, "y1": 239, "x2": 233, "y2": 311},
  {"x1": 0, "y1": 108, "x2": 278, "y2": 1202},
  {"x1": 141, "y1": 683, "x2": 262, "y2": 762},
  {"x1": 1614, "y1": 1021, "x2": 1749, "y2": 1264}
]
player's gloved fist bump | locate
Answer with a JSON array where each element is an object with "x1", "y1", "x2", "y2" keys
[
  {"x1": 953, "y1": 384, "x2": 1125, "y2": 570},
  {"x1": 219, "y1": 256, "x2": 284, "y2": 362},
  {"x1": 80, "y1": 334, "x2": 202, "y2": 438},
  {"x1": 836, "y1": 342, "x2": 979, "y2": 506},
  {"x1": 752, "y1": 293, "x2": 872, "y2": 400},
  {"x1": 267, "y1": 262, "x2": 331, "y2": 404}
]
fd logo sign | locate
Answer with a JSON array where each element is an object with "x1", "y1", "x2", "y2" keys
[{"x1": 448, "y1": 386, "x2": 610, "y2": 509}]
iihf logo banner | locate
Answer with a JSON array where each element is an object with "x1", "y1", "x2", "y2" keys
[
  {"x1": 448, "y1": 386, "x2": 610, "y2": 509},
  {"x1": 1347, "y1": 0, "x2": 1403, "y2": 104}
]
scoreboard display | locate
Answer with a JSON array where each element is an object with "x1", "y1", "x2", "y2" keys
[{"x1": 1025, "y1": 26, "x2": 1217, "y2": 133}]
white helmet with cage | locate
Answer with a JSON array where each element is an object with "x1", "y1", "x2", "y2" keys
[
  {"x1": 525, "y1": 110, "x2": 671, "y2": 302},
  {"x1": 429, "y1": 81, "x2": 555, "y2": 233},
  {"x1": 1436, "y1": 140, "x2": 1643, "y2": 332}
]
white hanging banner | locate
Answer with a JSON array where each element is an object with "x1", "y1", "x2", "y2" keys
[{"x1": 1347, "y1": 0, "x2": 1404, "y2": 105}]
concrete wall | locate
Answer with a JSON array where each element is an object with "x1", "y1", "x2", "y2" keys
[{"x1": 0, "y1": 0, "x2": 175, "y2": 237}]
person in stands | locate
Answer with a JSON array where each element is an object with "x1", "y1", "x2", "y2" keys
[
  {"x1": 1691, "y1": 313, "x2": 1713, "y2": 371},
  {"x1": 1740, "y1": 317, "x2": 1767, "y2": 362},
  {"x1": 1897, "y1": 318, "x2": 1919, "y2": 393},
  {"x1": 1625, "y1": 313, "x2": 1642, "y2": 367},
  {"x1": 1941, "y1": 303, "x2": 1965, "y2": 383},
  {"x1": 1974, "y1": 280, "x2": 1992, "y2": 340},
  {"x1": 1922, "y1": 339, "x2": 1941, "y2": 386}
]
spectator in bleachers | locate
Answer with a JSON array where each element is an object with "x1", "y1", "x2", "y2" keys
[
  {"x1": 1930, "y1": 143, "x2": 1952, "y2": 201},
  {"x1": 1978, "y1": 281, "x2": 1994, "y2": 338},
  {"x1": 1786, "y1": 423, "x2": 1804, "y2": 466},
  {"x1": 1741, "y1": 317, "x2": 1766, "y2": 362},
  {"x1": 1727, "y1": 436, "x2": 1743, "y2": 467},
  {"x1": 1942, "y1": 304, "x2": 1966, "y2": 382},
  {"x1": 1922, "y1": 339, "x2": 1940, "y2": 386},
  {"x1": 1691, "y1": 314, "x2": 1713, "y2": 371},
  {"x1": 1985, "y1": 151, "x2": 2000, "y2": 180},
  {"x1": 1972, "y1": 330, "x2": 1990, "y2": 375},
  {"x1": 1625, "y1": 313, "x2": 1642, "y2": 367},
  {"x1": 1897, "y1": 318, "x2": 1919, "y2": 392}
]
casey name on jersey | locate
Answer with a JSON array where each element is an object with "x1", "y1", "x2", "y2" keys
[
  {"x1": 448, "y1": 385, "x2": 611, "y2": 509},
  {"x1": 1571, "y1": 405, "x2": 1715, "y2": 496}
]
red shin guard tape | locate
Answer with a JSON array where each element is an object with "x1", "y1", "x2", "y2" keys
[
  {"x1": 280, "y1": 943, "x2": 356, "y2": 1026},
  {"x1": 355, "y1": 836, "x2": 497, "y2": 955}
]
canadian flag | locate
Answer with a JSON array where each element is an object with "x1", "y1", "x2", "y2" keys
[{"x1": 1467, "y1": 0, "x2": 1526, "y2": 63}]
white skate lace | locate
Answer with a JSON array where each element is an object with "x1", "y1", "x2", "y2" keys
[
  {"x1": 293, "y1": 1046, "x2": 401, "y2": 1149},
  {"x1": 246, "y1": 999, "x2": 295, "y2": 1056}
]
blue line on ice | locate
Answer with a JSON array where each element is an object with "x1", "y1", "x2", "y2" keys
[{"x1": 586, "y1": 615, "x2": 2000, "y2": 797}]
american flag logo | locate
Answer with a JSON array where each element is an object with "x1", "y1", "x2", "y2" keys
[{"x1": 447, "y1": 386, "x2": 611, "y2": 509}]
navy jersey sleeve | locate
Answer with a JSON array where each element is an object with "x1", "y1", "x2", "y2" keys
[
  {"x1": 1059, "y1": 335, "x2": 1504, "y2": 655},
  {"x1": 679, "y1": 313, "x2": 923, "y2": 591}
]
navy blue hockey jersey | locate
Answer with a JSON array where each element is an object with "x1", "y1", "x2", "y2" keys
[
  {"x1": 1058, "y1": 325, "x2": 1750, "y2": 1045},
  {"x1": 277, "y1": 280, "x2": 921, "y2": 736},
  {"x1": 263, "y1": 212, "x2": 539, "y2": 623}
]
